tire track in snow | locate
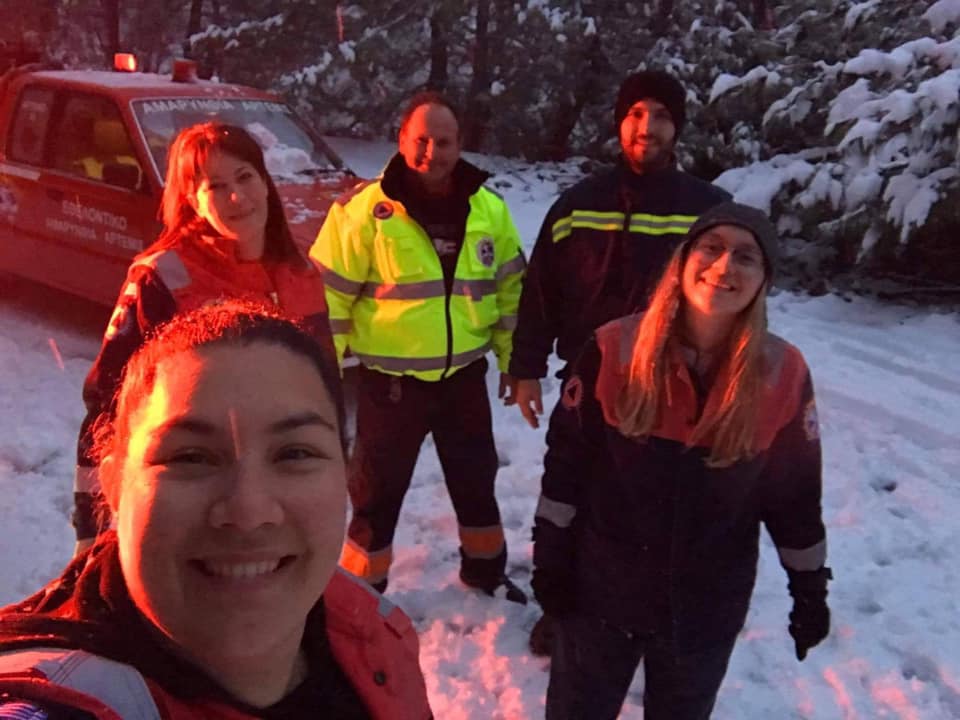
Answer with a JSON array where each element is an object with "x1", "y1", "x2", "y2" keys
[
  {"x1": 818, "y1": 386, "x2": 959, "y2": 451},
  {"x1": 830, "y1": 341, "x2": 960, "y2": 396}
]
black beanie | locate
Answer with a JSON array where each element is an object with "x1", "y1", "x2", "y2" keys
[
  {"x1": 615, "y1": 70, "x2": 687, "y2": 134},
  {"x1": 682, "y1": 201, "x2": 780, "y2": 286}
]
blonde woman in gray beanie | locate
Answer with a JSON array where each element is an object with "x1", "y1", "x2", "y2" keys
[
  {"x1": 531, "y1": 202, "x2": 831, "y2": 719},
  {"x1": 512, "y1": 69, "x2": 732, "y2": 656}
]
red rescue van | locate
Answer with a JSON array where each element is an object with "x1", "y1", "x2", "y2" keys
[{"x1": 0, "y1": 61, "x2": 357, "y2": 306}]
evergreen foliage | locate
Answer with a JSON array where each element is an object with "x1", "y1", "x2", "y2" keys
[{"x1": 3, "y1": 0, "x2": 959, "y2": 289}]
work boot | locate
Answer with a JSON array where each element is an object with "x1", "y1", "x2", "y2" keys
[
  {"x1": 529, "y1": 613, "x2": 556, "y2": 657},
  {"x1": 460, "y1": 568, "x2": 528, "y2": 605}
]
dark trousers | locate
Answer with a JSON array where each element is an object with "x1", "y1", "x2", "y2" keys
[
  {"x1": 345, "y1": 358, "x2": 505, "y2": 587},
  {"x1": 546, "y1": 613, "x2": 737, "y2": 720}
]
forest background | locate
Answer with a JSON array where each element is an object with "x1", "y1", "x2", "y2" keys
[{"x1": 3, "y1": 0, "x2": 960, "y2": 294}]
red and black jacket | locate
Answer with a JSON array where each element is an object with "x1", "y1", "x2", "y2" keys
[
  {"x1": 73, "y1": 234, "x2": 335, "y2": 540},
  {"x1": 532, "y1": 314, "x2": 827, "y2": 652},
  {"x1": 0, "y1": 534, "x2": 431, "y2": 720},
  {"x1": 509, "y1": 162, "x2": 730, "y2": 380}
]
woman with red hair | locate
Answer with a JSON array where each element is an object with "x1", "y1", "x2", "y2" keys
[{"x1": 72, "y1": 122, "x2": 335, "y2": 554}]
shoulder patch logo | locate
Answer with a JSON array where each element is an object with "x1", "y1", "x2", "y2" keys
[
  {"x1": 476, "y1": 237, "x2": 495, "y2": 267},
  {"x1": 561, "y1": 375, "x2": 584, "y2": 410},
  {"x1": 373, "y1": 201, "x2": 394, "y2": 220},
  {"x1": 803, "y1": 398, "x2": 819, "y2": 441}
]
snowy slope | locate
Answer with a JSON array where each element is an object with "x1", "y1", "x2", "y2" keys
[{"x1": 1, "y1": 139, "x2": 959, "y2": 719}]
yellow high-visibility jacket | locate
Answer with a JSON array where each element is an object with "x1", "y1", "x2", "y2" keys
[{"x1": 311, "y1": 167, "x2": 526, "y2": 381}]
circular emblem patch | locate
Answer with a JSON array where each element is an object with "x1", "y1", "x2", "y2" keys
[
  {"x1": 373, "y1": 201, "x2": 394, "y2": 220},
  {"x1": 561, "y1": 375, "x2": 584, "y2": 410},
  {"x1": 476, "y1": 237, "x2": 495, "y2": 267}
]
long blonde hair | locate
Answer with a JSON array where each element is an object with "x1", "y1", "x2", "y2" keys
[{"x1": 614, "y1": 244, "x2": 768, "y2": 467}]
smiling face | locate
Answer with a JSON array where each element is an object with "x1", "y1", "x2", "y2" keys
[
  {"x1": 682, "y1": 224, "x2": 767, "y2": 321},
  {"x1": 619, "y1": 99, "x2": 676, "y2": 173},
  {"x1": 189, "y1": 149, "x2": 269, "y2": 258},
  {"x1": 398, "y1": 102, "x2": 461, "y2": 193},
  {"x1": 113, "y1": 341, "x2": 346, "y2": 671}
]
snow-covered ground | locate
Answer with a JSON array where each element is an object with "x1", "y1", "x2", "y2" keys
[{"x1": 2, "y1": 139, "x2": 959, "y2": 719}]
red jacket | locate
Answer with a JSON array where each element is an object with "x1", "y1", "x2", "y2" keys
[
  {"x1": 0, "y1": 536, "x2": 431, "y2": 720},
  {"x1": 73, "y1": 234, "x2": 336, "y2": 540}
]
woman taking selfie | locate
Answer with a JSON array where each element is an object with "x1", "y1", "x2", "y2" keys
[
  {"x1": 73, "y1": 122, "x2": 335, "y2": 552},
  {"x1": 0, "y1": 302, "x2": 431, "y2": 719},
  {"x1": 531, "y1": 202, "x2": 832, "y2": 719}
]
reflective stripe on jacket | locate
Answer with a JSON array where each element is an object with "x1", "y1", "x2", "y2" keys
[
  {"x1": 509, "y1": 163, "x2": 731, "y2": 380},
  {"x1": 0, "y1": 570, "x2": 431, "y2": 720},
  {"x1": 311, "y1": 176, "x2": 525, "y2": 381}
]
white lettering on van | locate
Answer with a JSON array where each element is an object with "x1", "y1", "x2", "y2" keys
[
  {"x1": 61, "y1": 200, "x2": 128, "y2": 231},
  {"x1": 46, "y1": 217, "x2": 97, "y2": 241}
]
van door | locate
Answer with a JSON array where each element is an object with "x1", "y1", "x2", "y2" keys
[
  {"x1": 0, "y1": 84, "x2": 57, "y2": 289},
  {"x1": 0, "y1": 85, "x2": 157, "y2": 305}
]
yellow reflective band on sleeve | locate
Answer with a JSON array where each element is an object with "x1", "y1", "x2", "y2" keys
[
  {"x1": 552, "y1": 215, "x2": 574, "y2": 243},
  {"x1": 551, "y1": 211, "x2": 699, "y2": 242},
  {"x1": 493, "y1": 315, "x2": 517, "y2": 331},
  {"x1": 628, "y1": 213, "x2": 697, "y2": 235}
]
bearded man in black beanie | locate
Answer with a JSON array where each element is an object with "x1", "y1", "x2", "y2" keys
[{"x1": 508, "y1": 70, "x2": 732, "y2": 656}]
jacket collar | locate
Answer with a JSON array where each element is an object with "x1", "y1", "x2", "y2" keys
[
  {"x1": 0, "y1": 533, "x2": 329, "y2": 705},
  {"x1": 379, "y1": 152, "x2": 489, "y2": 203}
]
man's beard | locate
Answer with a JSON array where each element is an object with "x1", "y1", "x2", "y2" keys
[{"x1": 624, "y1": 140, "x2": 675, "y2": 173}]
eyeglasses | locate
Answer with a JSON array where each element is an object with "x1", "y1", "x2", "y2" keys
[{"x1": 690, "y1": 236, "x2": 765, "y2": 270}]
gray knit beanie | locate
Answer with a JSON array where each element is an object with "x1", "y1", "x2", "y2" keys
[{"x1": 682, "y1": 201, "x2": 780, "y2": 285}]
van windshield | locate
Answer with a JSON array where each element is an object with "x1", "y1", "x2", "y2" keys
[{"x1": 131, "y1": 98, "x2": 341, "y2": 183}]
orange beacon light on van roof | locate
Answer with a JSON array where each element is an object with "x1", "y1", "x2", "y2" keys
[{"x1": 114, "y1": 53, "x2": 138, "y2": 72}]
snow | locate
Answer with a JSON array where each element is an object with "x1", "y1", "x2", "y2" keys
[
  {"x1": 715, "y1": 155, "x2": 818, "y2": 213},
  {"x1": 924, "y1": 0, "x2": 960, "y2": 34},
  {"x1": 708, "y1": 66, "x2": 774, "y2": 103},
  {"x1": 883, "y1": 167, "x2": 959, "y2": 242},
  {"x1": 844, "y1": 1, "x2": 881, "y2": 31},
  {"x1": 3, "y1": 139, "x2": 960, "y2": 720}
]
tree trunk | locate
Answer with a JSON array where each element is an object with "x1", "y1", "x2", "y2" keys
[
  {"x1": 426, "y1": 9, "x2": 448, "y2": 92},
  {"x1": 462, "y1": 0, "x2": 490, "y2": 151},
  {"x1": 103, "y1": 0, "x2": 120, "y2": 61},
  {"x1": 185, "y1": 0, "x2": 204, "y2": 56},
  {"x1": 752, "y1": 0, "x2": 774, "y2": 29},
  {"x1": 542, "y1": 36, "x2": 612, "y2": 160}
]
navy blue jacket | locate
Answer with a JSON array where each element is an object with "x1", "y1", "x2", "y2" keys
[
  {"x1": 509, "y1": 162, "x2": 730, "y2": 379},
  {"x1": 532, "y1": 315, "x2": 827, "y2": 651}
]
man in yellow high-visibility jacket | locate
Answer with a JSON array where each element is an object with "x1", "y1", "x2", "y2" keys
[{"x1": 310, "y1": 91, "x2": 527, "y2": 602}]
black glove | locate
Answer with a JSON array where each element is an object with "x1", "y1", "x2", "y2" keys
[
  {"x1": 530, "y1": 565, "x2": 575, "y2": 616},
  {"x1": 531, "y1": 522, "x2": 576, "y2": 616},
  {"x1": 787, "y1": 566, "x2": 832, "y2": 661}
]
